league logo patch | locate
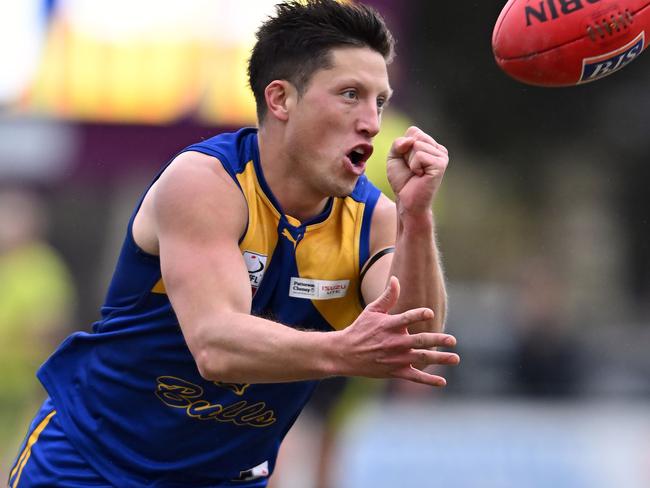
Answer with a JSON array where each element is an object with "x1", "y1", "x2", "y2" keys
[
  {"x1": 580, "y1": 32, "x2": 645, "y2": 84},
  {"x1": 243, "y1": 251, "x2": 267, "y2": 292}
]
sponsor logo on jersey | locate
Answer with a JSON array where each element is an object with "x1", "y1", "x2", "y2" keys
[
  {"x1": 243, "y1": 251, "x2": 267, "y2": 292},
  {"x1": 289, "y1": 278, "x2": 349, "y2": 300},
  {"x1": 580, "y1": 33, "x2": 645, "y2": 83}
]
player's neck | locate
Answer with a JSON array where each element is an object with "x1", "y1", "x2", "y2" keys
[{"x1": 257, "y1": 129, "x2": 329, "y2": 223}]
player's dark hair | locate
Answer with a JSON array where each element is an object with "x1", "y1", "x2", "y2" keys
[{"x1": 248, "y1": 0, "x2": 395, "y2": 122}]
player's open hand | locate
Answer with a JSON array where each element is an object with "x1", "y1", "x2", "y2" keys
[
  {"x1": 386, "y1": 126, "x2": 448, "y2": 213},
  {"x1": 337, "y1": 277, "x2": 459, "y2": 386}
]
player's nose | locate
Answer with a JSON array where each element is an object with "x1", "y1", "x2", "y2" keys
[{"x1": 356, "y1": 102, "x2": 381, "y2": 138}]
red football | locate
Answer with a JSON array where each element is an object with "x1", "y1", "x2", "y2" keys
[{"x1": 492, "y1": 0, "x2": 650, "y2": 86}]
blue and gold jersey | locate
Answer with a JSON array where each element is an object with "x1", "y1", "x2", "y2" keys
[{"x1": 37, "y1": 128, "x2": 382, "y2": 487}]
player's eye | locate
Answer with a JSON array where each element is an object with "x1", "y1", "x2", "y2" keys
[
  {"x1": 341, "y1": 89, "x2": 358, "y2": 101},
  {"x1": 377, "y1": 97, "x2": 387, "y2": 111}
]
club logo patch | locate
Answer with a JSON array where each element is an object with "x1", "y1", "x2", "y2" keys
[
  {"x1": 289, "y1": 278, "x2": 349, "y2": 300},
  {"x1": 580, "y1": 32, "x2": 645, "y2": 83},
  {"x1": 243, "y1": 251, "x2": 267, "y2": 291}
]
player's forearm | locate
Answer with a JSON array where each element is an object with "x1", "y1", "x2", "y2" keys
[
  {"x1": 390, "y1": 206, "x2": 447, "y2": 333},
  {"x1": 190, "y1": 312, "x2": 340, "y2": 383}
]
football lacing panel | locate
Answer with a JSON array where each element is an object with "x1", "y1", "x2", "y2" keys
[{"x1": 587, "y1": 10, "x2": 634, "y2": 41}]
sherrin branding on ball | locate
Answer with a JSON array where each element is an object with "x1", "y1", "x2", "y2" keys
[{"x1": 492, "y1": 0, "x2": 650, "y2": 86}]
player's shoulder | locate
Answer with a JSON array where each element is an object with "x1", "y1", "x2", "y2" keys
[
  {"x1": 153, "y1": 150, "x2": 247, "y2": 232},
  {"x1": 133, "y1": 149, "x2": 246, "y2": 254},
  {"x1": 370, "y1": 192, "x2": 396, "y2": 227},
  {"x1": 159, "y1": 150, "x2": 234, "y2": 192},
  {"x1": 164, "y1": 125, "x2": 261, "y2": 191},
  {"x1": 183, "y1": 127, "x2": 259, "y2": 176}
]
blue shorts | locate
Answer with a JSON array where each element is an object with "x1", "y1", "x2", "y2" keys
[
  {"x1": 7, "y1": 397, "x2": 111, "y2": 488},
  {"x1": 8, "y1": 398, "x2": 272, "y2": 487}
]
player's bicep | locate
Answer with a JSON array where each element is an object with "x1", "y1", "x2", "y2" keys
[
  {"x1": 152, "y1": 152, "x2": 251, "y2": 349},
  {"x1": 360, "y1": 194, "x2": 396, "y2": 305},
  {"x1": 360, "y1": 248, "x2": 394, "y2": 305}
]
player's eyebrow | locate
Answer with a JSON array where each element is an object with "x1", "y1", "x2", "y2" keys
[{"x1": 335, "y1": 78, "x2": 393, "y2": 98}]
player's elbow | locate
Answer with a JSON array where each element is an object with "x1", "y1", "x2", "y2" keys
[
  {"x1": 185, "y1": 325, "x2": 235, "y2": 382},
  {"x1": 193, "y1": 346, "x2": 221, "y2": 381},
  {"x1": 194, "y1": 345, "x2": 248, "y2": 382}
]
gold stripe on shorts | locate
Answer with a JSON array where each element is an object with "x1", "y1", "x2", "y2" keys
[{"x1": 9, "y1": 410, "x2": 57, "y2": 488}]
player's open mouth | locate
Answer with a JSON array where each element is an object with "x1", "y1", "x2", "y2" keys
[{"x1": 345, "y1": 144, "x2": 373, "y2": 173}]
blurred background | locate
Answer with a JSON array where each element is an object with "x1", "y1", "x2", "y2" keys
[{"x1": 1, "y1": 0, "x2": 649, "y2": 486}]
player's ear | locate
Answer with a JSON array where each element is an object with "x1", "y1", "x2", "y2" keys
[{"x1": 264, "y1": 80, "x2": 296, "y2": 122}]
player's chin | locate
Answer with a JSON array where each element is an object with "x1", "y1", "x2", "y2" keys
[
  {"x1": 333, "y1": 180, "x2": 358, "y2": 198},
  {"x1": 325, "y1": 175, "x2": 358, "y2": 198}
]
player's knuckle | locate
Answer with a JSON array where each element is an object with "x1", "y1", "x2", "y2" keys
[{"x1": 400, "y1": 311, "x2": 413, "y2": 325}]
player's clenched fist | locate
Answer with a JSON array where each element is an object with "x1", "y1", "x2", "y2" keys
[
  {"x1": 386, "y1": 126, "x2": 449, "y2": 213},
  {"x1": 334, "y1": 277, "x2": 459, "y2": 386}
]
